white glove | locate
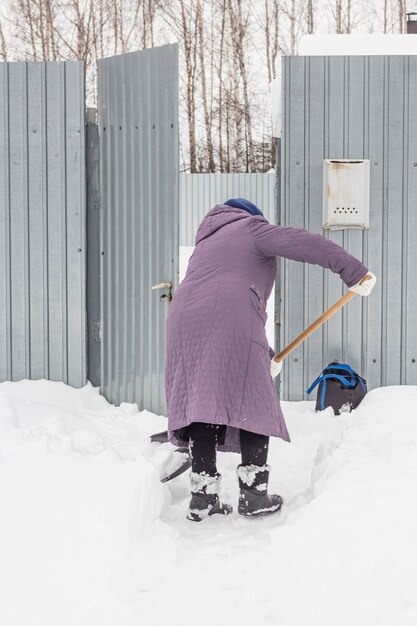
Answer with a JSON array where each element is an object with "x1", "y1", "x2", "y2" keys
[
  {"x1": 348, "y1": 272, "x2": 376, "y2": 296},
  {"x1": 271, "y1": 359, "x2": 282, "y2": 378}
]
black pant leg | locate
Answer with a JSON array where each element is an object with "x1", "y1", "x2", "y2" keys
[
  {"x1": 187, "y1": 422, "x2": 226, "y2": 475},
  {"x1": 240, "y1": 429, "x2": 269, "y2": 466}
]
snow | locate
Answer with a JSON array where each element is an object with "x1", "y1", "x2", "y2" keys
[
  {"x1": 189, "y1": 471, "x2": 221, "y2": 495},
  {"x1": 237, "y1": 463, "x2": 270, "y2": 487},
  {"x1": 1, "y1": 379, "x2": 417, "y2": 625},
  {"x1": 299, "y1": 34, "x2": 417, "y2": 56},
  {"x1": 179, "y1": 245, "x2": 194, "y2": 283}
]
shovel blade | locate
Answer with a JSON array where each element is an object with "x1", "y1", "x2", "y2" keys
[
  {"x1": 160, "y1": 448, "x2": 191, "y2": 483},
  {"x1": 150, "y1": 430, "x2": 169, "y2": 444}
]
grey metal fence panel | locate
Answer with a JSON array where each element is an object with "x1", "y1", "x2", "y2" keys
[
  {"x1": 180, "y1": 173, "x2": 276, "y2": 245},
  {"x1": 0, "y1": 61, "x2": 86, "y2": 387},
  {"x1": 281, "y1": 55, "x2": 417, "y2": 400},
  {"x1": 98, "y1": 44, "x2": 179, "y2": 414}
]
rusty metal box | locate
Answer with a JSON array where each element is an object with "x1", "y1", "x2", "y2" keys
[{"x1": 323, "y1": 159, "x2": 370, "y2": 229}]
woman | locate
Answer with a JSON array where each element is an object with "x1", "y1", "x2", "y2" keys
[{"x1": 165, "y1": 198, "x2": 375, "y2": 522}]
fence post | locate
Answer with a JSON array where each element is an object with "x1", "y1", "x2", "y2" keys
[
  {"x1": 274, "y1": 137, "x2": 282, "y2": 397},
  {"x1": 86, "y1": 107, "x2": 101, "y2": 387}
]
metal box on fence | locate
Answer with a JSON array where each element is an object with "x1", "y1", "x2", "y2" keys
[{"x1": 323, "y1": 159, "x2": 370, "y2": 230}]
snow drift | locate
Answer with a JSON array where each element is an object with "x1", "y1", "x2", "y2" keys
[{"x1": 1, "y1": 379, "x2": 416, "y2": 625}]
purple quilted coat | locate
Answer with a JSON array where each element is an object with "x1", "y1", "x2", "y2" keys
[{"x1": 165, "y1": 205, "x2": 368, "y2": 452}]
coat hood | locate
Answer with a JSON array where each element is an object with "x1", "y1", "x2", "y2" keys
[{"x1": 195, "y1": 205, "x2": 251, "y2": 245}]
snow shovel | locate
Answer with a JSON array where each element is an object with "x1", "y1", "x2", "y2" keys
[
  {"x1": 159, "y1": 447, "x2": 192, "y2": 483},
  {"x1": 150, "y1": 430, "x2": 192, "y2": 482},
  {"x1": 152, "y1": 275, "x2": 372, "y2": 482},
  {"x1": 150, "y1": 430, "x2": 171, "y2": 444}
]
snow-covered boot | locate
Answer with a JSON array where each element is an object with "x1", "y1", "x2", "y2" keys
[
  {"x1": 187, "y1": 472, "x2": 233, "y2": 522},
  {"x1": 237, "y1": 464, "x2": 283, "y2": 517}
]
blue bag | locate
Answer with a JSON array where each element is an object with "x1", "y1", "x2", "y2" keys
[{"x1": 306, "y1": 361, "x2": 367, "y2": 414}]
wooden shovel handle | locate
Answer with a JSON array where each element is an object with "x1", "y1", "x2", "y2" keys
[{"x1": 273, "y1": 274, "x2": 372, "y2": 364}]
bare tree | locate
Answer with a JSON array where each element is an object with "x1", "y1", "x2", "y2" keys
[
  {"x1": 0, "y1": 20, "x2": 7, "y2": 60},
  {"x1": 142, "y1": 0, "x2": 157, "y2": 47},
  {"x1": 335, "y1": 0, "x2": 343, "y2": 33},
  {"x1": 264, "y1": 0, "x2": 281, "y2": 83},
  {"x1": 346, "y1": 0, "x2": 352, "y2": 33},
  {"x1": 366, "y1": 0, "x2": 396, "y2": 33},
  {"x1": 259, "y1": 0, "x2": 281, "y2": 168},
  {"x1": 216, "y1": 0, "x2": 227, "y2": 171},
  {"x1": 161, "y1": 0, "x2": 199, "y2": 172},
  {"x1": 306, "y1": 0, "x2": 314, "y2": 33},
  {"x1": 227, "y1": 0, "x2": 255, "y2": 171},
  {"x1": 196, "y1": 0, "x2": 215, "y2": 172},
  {"x1": 13, "y1": 0, "x2": 58, "y2": 60},
  {"x1": 91, "y1": 0, "x2": 107, "y2": 62},
  {"x1": 397, "y1": 0, "x2": 406, "y2": 32},
  {"x1": 58, "y1": 0, "x2": 95, "y2": 59},
  {"x1": 290, "y1": 0, "x2": 297, "y2": 52},
  {"x1": 280, "y1": 0, "x2": 303, "y2": 55},
  {"x1": 332, "y1": 0, "x2": 358, "y2": 34},
  {"x1": 7, "y1": 0, "x2": 400, "y2": 173}
]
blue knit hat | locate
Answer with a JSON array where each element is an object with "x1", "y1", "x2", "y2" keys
[{"x1": 224, "y1": 197, "x2": 264, "y2": 217}]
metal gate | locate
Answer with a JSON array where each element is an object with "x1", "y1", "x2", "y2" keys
[{"x1": 98, "y1": 45, "x2": 179, "y2": 414}]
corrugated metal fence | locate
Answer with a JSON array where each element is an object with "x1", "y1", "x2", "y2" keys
[
  {"x1": 280, "y1": 55, "x2": 417, "y2": 400},
  {"x1": 4, "y1": 52, "x2": 415, "y2": 411},
  {"x1": 0, "y1": 61, "x2": 86, "y2": 387},
  {"x1": 180, "y1": 173, "x2": 276, "y2": 245}
]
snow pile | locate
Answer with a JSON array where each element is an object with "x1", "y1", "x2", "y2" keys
[
  {"x1": 0, "y1": 380, "x2": 171, "y2": 626},
  {"x1": 1, "y1": 380, "x2": 417, "y2": 625},
  {"x1": 299, "y1": 33, "x2": 417, "y2": 56},
  {"x1": 266, "y1": 386, "x2": 417, "y2": 626}
]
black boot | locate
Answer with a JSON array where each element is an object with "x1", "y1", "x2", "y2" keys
[
  {"x1": 237, "y1": 464, "x2": 283, "y2": 517},
  {"x1": 187, "y1": 472, "x2": 233, "y2": 522}
]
